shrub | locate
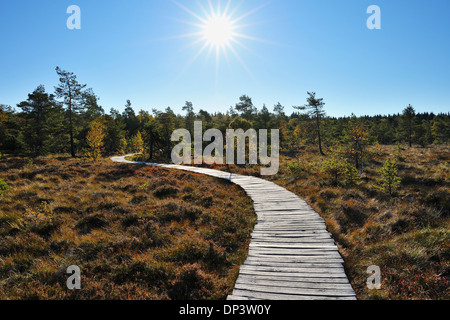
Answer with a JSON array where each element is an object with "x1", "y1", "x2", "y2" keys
[
  {"x1": 75, "y1": 214, "x2": 108, "y2": 234},
  {"x1": 169, "y1": 263, "x2": 215, "y2": 300},
  {"x1": 114, "y1": 261, "x2": 169, "y2": 285},
  {"x1": 339, "y1": 205, "x2": 368, "y2": 228},
  {"x1": 86, "y1": 118, "x2": 106, "y2": 161},
  {"x1": 321, "y1": 155, "x2": 344, "y2": 185},
  {"x1": 153, "y1": 185, "x2": 179, "y2": 198},
  {"x1": 377, "y1": 159, "x2": 402, "y2": 196},
  {"x1": 183, "y1": 205, "x2": 203, "y2": 221},
  {"x1": 0, "y1": 179, "x2": 8, "y2": 196},
  {"x1": 286, "y1": 160, "x2": 303, "y2": 176},
  {"x1": 199, "y1": 195, "x2": 213, "y2": 208},
  {"x1": 121, "y1": 214, "x2": 140, "y2": 228},
  {"x1": 129, "y1": 195, "x2": 147, "y2": 205},
  {"x1": 321, "y1": 155, "x2": 358, "y2": 186},
  {"x1": 343, "y1": 160, "x2": 360, "y2": 186},
  {"x1": 9, "y1": 202, "x2": 59, "y2": 238}
]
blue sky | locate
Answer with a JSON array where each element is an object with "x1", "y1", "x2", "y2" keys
[{"x1": 0, "y1": 0, "x2": 449, "y2": 117}]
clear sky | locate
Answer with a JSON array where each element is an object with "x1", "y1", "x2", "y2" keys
[{"x1": 0, "y1": 0, "x2": 449, "y2": 117}]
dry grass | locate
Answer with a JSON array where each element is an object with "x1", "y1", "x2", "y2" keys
[
  {"x1": 185, "y1": 144, "x2": 450, "y2": 300},
  {"x1": 0, "y1": 156, "x2": 256, "y2": 300}
]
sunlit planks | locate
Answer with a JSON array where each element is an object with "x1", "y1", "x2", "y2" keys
[{"x1": 111, "y1": 155, "x2": 356, "y2": 300}]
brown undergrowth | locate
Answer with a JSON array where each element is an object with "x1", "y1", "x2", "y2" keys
[
  {"x1": 0, "y1": 156, "x2": 256, "y2": 300},
  {"x1": 173, "y1": 144, "x2": 449, "y2": 300}
]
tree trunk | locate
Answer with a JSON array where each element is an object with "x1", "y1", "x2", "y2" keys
[
  {"x1": 69, "y1": 103, "x2": 76, "y2": 158},
  {"x1": 166, "y1": 133, "x2": 171, "y2": 160},
  {"x1": 316, "y1": 114, "x2": 325, "y2": 156},
  {"x1": 149, "y1": 132, "x2": 153, "y2": 160},
  {"x1": 409, "y1": 122, "x2": 412, "y2": 147}
]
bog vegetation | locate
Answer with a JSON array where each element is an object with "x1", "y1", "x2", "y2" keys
[
  {"x1": 0, "y1": 67, "x2": 449, "y2": 300},
  {"x1": 0, "y1": 158, "x2": 256, "y2": 299}
]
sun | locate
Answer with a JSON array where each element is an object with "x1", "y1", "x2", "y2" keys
[
  {"x1": 202, "y1": 15, "x2": 234, "y2": 47},
  {"x1": 170, "y1": 0, "x2": 270, "y2": 80}
]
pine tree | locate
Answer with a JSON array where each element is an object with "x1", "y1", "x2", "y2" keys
[
  {"x1": 321, "y1": 155, "x2": 345, "y2": 186},
  {"x1": 122, "y1": 100, "x2": 140, "y2": 137},
  {"x1": 377, "y1": 159, "x2": 401, "y2": 197},
  {"x1": 182, "y1": 101, "x2": 195, "y2": 135},
  {"x1": 345, "y1": 117, "x2": 369, "y2": 174},
  {"x1": 399, "y1": 105, "x2": 416, "y2": 147},
  {"x1": 154, "y1": 107, "x2": 177, "y2": 159},
  {"x1": 295, "y1": 92, "x2": 326, "y2": 156},
  {"x1": 144, "y1": 117, "x2": 158, "y2": 160},
  {"x1": 431, "y1": 117, "x2": 449, "y2": 144},
  {"x1": 54, "y1": 67, "x2": 87, "y2": 157},
  {"x1": 321, "y1": 154, "x2": 359, "y2": 186},
  {"x1": 414, "y1": 120, "x2": 432, "y2": 147},
  {"x1": 235, "y1": 95, "x2": 257, "y2": 121},
  {"x1": 17, "y1": 85, "x2": 62, "y2": 156},
  {"x1": 273, "y1": 102, "x2": 286, "y2": 119},
  {"x1": 82, "y1": 89, "x2": 104, "y2": 121},
  {"x1": 343, "y1": 159, "x2": 360, "y2": 186}
]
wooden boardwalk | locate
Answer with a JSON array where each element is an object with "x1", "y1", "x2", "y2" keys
[{"x1": 111, "y1": 155, "x2": 356, "y2": 300}]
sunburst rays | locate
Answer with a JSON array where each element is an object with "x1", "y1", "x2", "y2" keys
[{"x1": 170, "y1": 0, "x2": 270, "y2": 82}]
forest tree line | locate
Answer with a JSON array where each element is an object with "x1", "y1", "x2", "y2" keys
[{"x1": 0, "y1": 68, "x2": 449, "y2": 160}]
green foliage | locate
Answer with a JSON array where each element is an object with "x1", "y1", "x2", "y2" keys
[
  {"x1": 16, "y1": 85, "x2": 65, "y2": 156},
  {"x1": 377, "y1": 159, "x2": 402, "y2": 196},
  {"x1": 343, "y1": 160, "x2": 360, "y2": 186},
  {"x1": 0, "y1": 178, "x2": 8, "y2": 196},
  {"x1": 398, "y1": 105, "x2": 416, "y2": 147},
  {"x1": 235, "y1": 95, "x2": 257, "y2": 120},
  {"x1": 228, "y1": 116, "x2": 253, "y2": 131},
  {"x1": 1, "y1": 73, "x2": 450, "y2": 161},
  {"x1": 104, "y1": 111, "x2": 128, "y2": 155},
  {"x1": 9, "y1": 202, "x2": 58, "y2": 239},
  {"x1": 321, "y1": 155, "x2": 345, "y2": 186},
  {"x1": 344, "y1": 116, "x2": 369, "y2": 174},
  {"x1": 414, "y1": 120, "x2": 433, "y2": 147},
  {"x1": 294, "y1": 92, "x2": 326, "y2": 155},
  {"x1": 320, "y1": 154, "x2": 360, "y2": 187},
  {"x1": 286, "y1": 160, "x2": 304, "y2": 176},
  {"x1": 54, "y1": 67, "x2": 88, "y2": 157},
  {"x1": 431, "y1": 117, "x2": 450, "y2": 144}
]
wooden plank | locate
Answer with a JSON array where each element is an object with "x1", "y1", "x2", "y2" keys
[
  {"x1": 240, "y1": 265, "x2": 346, "y2": 275},
  {"x1": 111, "y1": 155, "x2": 356, "y2": 301},
  {"x1": 243, "y1": 257, "x2": 344, "y2": 267},
  {"x1": 243, "y1": 259, "x2": 344, "y2": 267},
  {"x1": 233, "y1": 283, "x2": 356, "y2": 297},
  {"x1": 239, "y1": 265, "x2": 347, "y2": 276},
  {"x1": 249, "y1": 245, "x2": 338, "y2": 250},
  {"x1": 226, "y1": 295, "x2": 256, "y2": 301},
  {"x1": 237, "y1": 269, "x2": 348, "y2": 279},
  {"x1": 250, "y1": 241, "x2": 337, "y2": 247},
  {"x1": 251, "y1": 233, "x2": 330, "y2": 237},
  {"x1": 252, "y1": 226, "x2": 328, "y2": 231},
  {"x1": 235, "y1": 278, "x2": 354, "y2": 290},
  {"x1": 235, "y1": 273, "x2": 352, "y2": 284},
  {"x1": 247, "y1": 254, "x2": 344, "y2": 264},
  {"x1": 247, "y1": 247, "x2": 342, "y2": 255},
  {"x1": 231, "y1": 289, "x2": 356, "y2": 301}
]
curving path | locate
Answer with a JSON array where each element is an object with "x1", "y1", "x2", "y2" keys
[{"x1": 111, "y1": 155, "x2": 356, "y2": 300}]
